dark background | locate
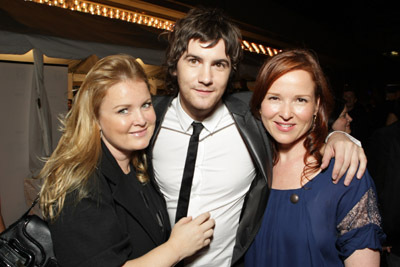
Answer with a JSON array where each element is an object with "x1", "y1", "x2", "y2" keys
[
  {"x1": 2, "y1": 0, "x2": 399, "y2": 100},
  {"x1": 149, "y1": 0, "x2": 400, "y2": 99}
]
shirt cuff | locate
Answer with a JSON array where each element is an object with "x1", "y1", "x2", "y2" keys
[{"x1": 325, "y1": 131, "x2": 362, "y2": 147}]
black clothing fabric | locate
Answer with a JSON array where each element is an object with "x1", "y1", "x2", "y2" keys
[
  {"x1": 365, "y1": 121, "x2": 400, "y2": 256},
  {"x1": 147, "y1": 92, "x2": 273, "y2": 267},
  {"x1": 47, "y1": 141, "x2": 171, "y2": 267},
  {"x1": 348, "y1": 103, "x2": 371, "y2": 144}
]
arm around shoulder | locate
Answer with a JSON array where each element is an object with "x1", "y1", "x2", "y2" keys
[{"x1": 322, "y1": 131, "x2": 367, "y2": 185}]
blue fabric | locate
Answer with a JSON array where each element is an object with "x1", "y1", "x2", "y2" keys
[{"x1": 245, "y1": 159, "x2": 385, "y2": 267}]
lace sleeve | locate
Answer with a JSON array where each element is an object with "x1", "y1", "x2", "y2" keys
[{"x1": 337, "y1": 188, "x2": 381, "y2": 235}]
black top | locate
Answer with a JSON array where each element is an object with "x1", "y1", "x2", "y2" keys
[{"x1": 48, "y1": 141, "x2": 171, "y2": 267}]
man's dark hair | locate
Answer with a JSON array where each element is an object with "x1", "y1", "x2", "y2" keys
[{"x1": 163, "y1": 7, "x2": 243, "y2": 94}]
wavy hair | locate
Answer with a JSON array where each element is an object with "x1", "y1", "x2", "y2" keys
[
  {"x1": 163, "y1": 7, "x2": 243, "y2": 94},
  {"x1": 39, "y1": 54, "x2": 151, "y2": 220},
  {"x1": 250, "y1": 49, "x2": 334, "y2": 184}
]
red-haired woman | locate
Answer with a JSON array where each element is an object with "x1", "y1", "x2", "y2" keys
[{"x1": 245, "y1": 49, "x2": 385, "y2": 267}]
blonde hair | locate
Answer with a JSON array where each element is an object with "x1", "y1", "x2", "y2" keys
[{"x1": 39, "y1": 54, "x2": 151, "y2": 220}]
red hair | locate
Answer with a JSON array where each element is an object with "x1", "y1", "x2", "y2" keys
[{"x1": 251, "y1": 49, "x2": 334, "y2": 184}]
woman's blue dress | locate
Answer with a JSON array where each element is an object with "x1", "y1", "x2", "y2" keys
[{"x1": 245, "y1": 160, "x2": 385, "y2": 267}]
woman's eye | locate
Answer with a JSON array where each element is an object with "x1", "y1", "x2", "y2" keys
[
  {"x1": 268, "y1": 96, "x2": 279, "y2": 101},
  {"x1": 143, "y1": 102, "x2": 152, "y2": 108},
  {"x1": 297, "y1": 98, "x2": 308, "y2": 103},
  {"x1": 118, "y1": 108, "x2": 128, "y2": 114}
]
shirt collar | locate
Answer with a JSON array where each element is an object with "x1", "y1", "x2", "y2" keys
[{"x1": 175, "y1": 93, "x2": 225, "y2": 134}]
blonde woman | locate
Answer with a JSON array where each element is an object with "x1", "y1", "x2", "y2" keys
[{"x1": 39, "y1": 54, "x2": 214, "y2": 267}]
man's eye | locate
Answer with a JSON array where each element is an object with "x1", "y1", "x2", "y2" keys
[
  {"x1": 215, "y1": 62, "x2": 226, "y2": 68},
  {"x1": 188, "y1": 58, "x2": 198, "y2": 64}
]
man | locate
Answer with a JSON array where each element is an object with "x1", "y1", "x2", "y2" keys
[
  {"x1": 148, "y1": 7, "x2": 367, "y2": 266},
  {"x1": 384, "y1": 84, "x2": 400, "y2": 125},
  {"x1": 365, "y1": 120, "x2": 400, "y2": 267}
]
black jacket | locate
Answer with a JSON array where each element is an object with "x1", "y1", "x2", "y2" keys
[
  {"x1": 48, "y1": 142, "x2": 171, "y2": 267},
  {"x1": 365, "y1": 120, "x2": 400, "y2": 255},
  {"x1": 147, "y1": 92, "x2": 273, "y2": 266}
]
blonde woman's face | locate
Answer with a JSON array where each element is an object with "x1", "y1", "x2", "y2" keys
[{"x1": 98, "y1": 79, "x2": 155, "y2": 159}]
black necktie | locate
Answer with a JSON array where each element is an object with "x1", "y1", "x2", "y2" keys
[{"x1": 175, "y1": 122, "x2": 204, "y2": 223}]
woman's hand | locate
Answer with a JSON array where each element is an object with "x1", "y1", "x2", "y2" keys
[
  {"x1": 167, "y1": 212, "x2": 215, "y2": 261},
  {"x1": 123, "y1": 212, "x2": 215, "y2": 267}
]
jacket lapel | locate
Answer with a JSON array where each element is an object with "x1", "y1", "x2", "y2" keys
[
  {"x1": 223, "y1": 93, "x2": 272, "y2": 184},
  {"x1": 147, "y1": 95, "x2": 175, "y2": 193},
  {"x1": 224, "y1": 93, "x2": 273, "y2": 266},
  {"x1": 100, "y1": 142, "x2": 164, "y2": 245},
  {"x1": 149, "y1": 95, "x2": 175, "y2": 154}
]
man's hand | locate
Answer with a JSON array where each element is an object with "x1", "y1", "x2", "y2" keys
[{"x1": 321, "y1": 132, "x2": 367, "y2": 185}]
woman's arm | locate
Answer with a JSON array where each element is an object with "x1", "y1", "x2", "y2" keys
[
  {"x1": 337, "y1": 172, "x2": 384, "y2": 267},
  {"x1": 123, "y1": 212, "x2": 215, "y2": 267},
  {"x1": 50, "y1": 190, "x2": 214, "y2": 267},
  {"x1": 344, "y1": 248, "x2": 380, "y2": 267}
]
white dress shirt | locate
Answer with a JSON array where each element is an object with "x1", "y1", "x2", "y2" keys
[{"x1": 152, "y1": 95, "x2": 256, "y2": 266}]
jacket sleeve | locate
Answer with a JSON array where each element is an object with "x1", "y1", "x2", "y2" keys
[{"x1": 48, "y1": 183, "x2": 132, "y2": 267}]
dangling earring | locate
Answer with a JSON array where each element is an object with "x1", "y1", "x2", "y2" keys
[{"x1": 311, "y1": 114, "x2": 316, "y2": 130}]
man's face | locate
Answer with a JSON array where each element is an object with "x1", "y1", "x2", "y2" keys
[{"x1": 174, "y1": 39, "x2": 231, "y2": 121}]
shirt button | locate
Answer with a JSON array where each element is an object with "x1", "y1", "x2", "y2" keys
[{"x1": 290, "y1": 193, "x2": 299, "y2": 204}]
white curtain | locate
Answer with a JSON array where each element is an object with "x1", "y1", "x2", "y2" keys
[
  {"x1": 0, "y1": 30, "x2": 166, "y2": 66},
  {"x1": 28, "y1": 49, "x2": 53, "y2": 177}
]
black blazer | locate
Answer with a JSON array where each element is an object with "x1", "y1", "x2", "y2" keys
[
  {"x1": 48, "y1": 142, "x2": 171, "y2": 267},
  {"x1": 147, "y1": 92, "x2": 273, "y2": 267},
  {"x1": 365, "y1": 121, "x2": 400, "y2": 255}
]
